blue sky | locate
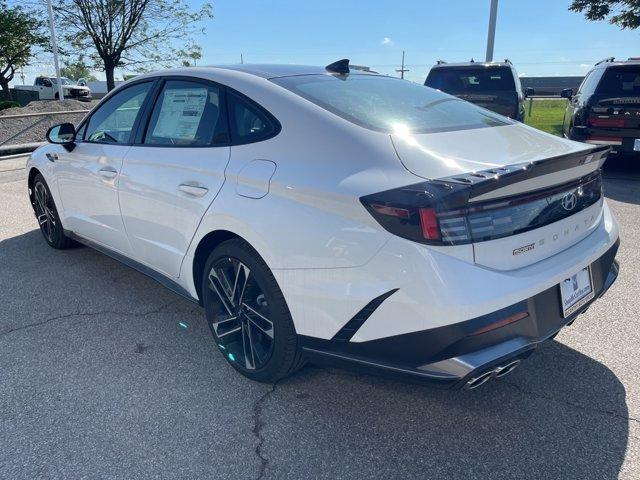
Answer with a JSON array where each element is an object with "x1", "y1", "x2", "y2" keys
[
  {"x1": 196, "y1": 0, "x2": 638, "y2": 82},
  {"x1": 15, "y1": 0, "x2": 640, "y2": 85}
]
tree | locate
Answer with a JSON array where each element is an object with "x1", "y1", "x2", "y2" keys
[
  {"x1": 54, "y1": 0, "x2": 213, "y2": 92},
  {"x1": 0, "y1": 1, "x2": 49, "y2": 93},
  {"x1": 570, "y1": 0, "x2": 640, "y2": 29},
  {"x1": 61, "y1": 55, "x2": 97, "y2": 81}
]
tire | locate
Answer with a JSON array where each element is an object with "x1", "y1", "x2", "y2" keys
[
  {"x1": 202, "y1": 238, "x2": 303, "y2": 383},
  {"x1": 31, "y1": 173, "x2": 74, "y2": 249}
]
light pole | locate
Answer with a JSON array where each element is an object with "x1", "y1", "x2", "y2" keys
[
  {"x1": 485, "y1": 0, "x2": 498, "y2": 63},
  {"x1": 396, "y1": 51, "x2": 409, "y2": 79},
  {"x1": 46, "y1": 0, "x2": 64, "y2": 100}
]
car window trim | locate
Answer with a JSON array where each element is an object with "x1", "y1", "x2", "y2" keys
[
  {"x1": 134, "y1": 75, "x2": 231, "y2": 148},
  {"x1": 76, "y1": 79, "x2": 158, "y2": 146},
  {"x1": 225, "y1": 87, "x2": 282, "y2": 146}
]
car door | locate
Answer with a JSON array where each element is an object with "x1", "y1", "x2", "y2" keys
[
  {"x1": 35, "y1": 78, "x2": 53, "y2": 100},
  {"x1": 118, "y1": 78, "x2": 231, "y2": 277},
  {"x1": 54, "y1": 81, "x2": 154, "y2": 255}
]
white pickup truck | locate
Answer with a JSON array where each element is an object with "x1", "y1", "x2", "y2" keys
[{"x1": 14, "y1": 76, "x2": 92, "y2": 101}]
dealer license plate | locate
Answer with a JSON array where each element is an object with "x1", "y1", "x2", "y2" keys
[{"x1": 560, "y1": 267, "x2": 594, "y2": 318}]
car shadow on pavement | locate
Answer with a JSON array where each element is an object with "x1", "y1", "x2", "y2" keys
[
  {"x1": 0, "y1": 229, "x2": 630, "y2": 480},
  {"x1": 603, "y1": 157, "x2": 640, "y2": 206},
  {"x1": 279, "y1": 341, "x2": 629, "y2": 479}
]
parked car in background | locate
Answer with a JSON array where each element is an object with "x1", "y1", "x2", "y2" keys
[
  {"x1": 425, "y1": 59, "x2": 533, "y2": 121},
  {"x1": 14, "y1": 76, "x2": 92, "y2": 101},
  {"x1": 562, "y1": 57, "x2": 640, "y2": 157},
  {"x1": 28, "y1": 61, "x2": 619, "y2": 389}
]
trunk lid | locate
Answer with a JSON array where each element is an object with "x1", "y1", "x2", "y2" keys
[
  {"x1": 588, "y1": 96, "x2": 640, "y2": 136},
  {"x1": 390, "y1": 123, "x2": 609, "y2": 270}
]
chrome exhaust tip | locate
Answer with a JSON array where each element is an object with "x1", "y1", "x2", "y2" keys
[
  {"x1": 464, "y1": 370, "x2": 495, "y2": 390},
  {"x1": 495, "y1": 360, "x2": 520, "y2": 378},
  {"x1": 465, "y1": 359, "x2": 521, "y2": 389}
]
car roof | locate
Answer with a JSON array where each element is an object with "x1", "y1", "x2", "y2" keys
[
  {"x1": 430, "y1": 61, "x2": 513, "y2": 69},
  {"x1": 594, "y1": 58, "x2": 640, "y2": 69},
  {"x1": 199, "y1": 64, "x2": 381, "y2": 79}
]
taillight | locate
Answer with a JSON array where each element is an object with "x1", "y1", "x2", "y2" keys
[
  {"x1": 418, "y1": 208, "x2": 440, "y2": 240},
  {"x1": 585, "y1": 135, "x2": 623, "y2": 145},
  {"x1": 361, "y1": 173, "x2": 602, "y2": 246},
  {"x1": 588, "y1": 117, "x2": 625, "y2": 128}
]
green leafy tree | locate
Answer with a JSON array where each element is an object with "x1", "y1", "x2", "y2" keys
[
  {"x1": 60, "y1": 54, "x2": 97, "y2": 81},
  {"x1": 570, "y1": 0, "x2": 640, "y2": 29},
  {"x1": 180, "y1": 44, "x2": 203, "y2": 67},
  {"x1": 0, "y1": 1, "x2": 49, "y2": 93},
  {"x1": 54, "y1": 0, "x2": 213, "y2": 92}
]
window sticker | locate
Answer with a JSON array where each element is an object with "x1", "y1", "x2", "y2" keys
[{"x1": 152, "y1": 88, "x2": 208, "y2": 140}]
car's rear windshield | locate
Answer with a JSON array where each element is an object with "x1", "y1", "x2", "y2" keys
[
  {"x1": 271, "y1": 74, "x2": 510, "y2": 134},
  {"x1": 595, "y1": 66, "x2": 640, "y2": 96},
  {"x1": 425, "y1": 66, "x2": 516, "y2": 94}
]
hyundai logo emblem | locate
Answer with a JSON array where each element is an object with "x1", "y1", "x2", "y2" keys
[{"x1": 561, "y1": 192, "x2": 578, "y2": 211}]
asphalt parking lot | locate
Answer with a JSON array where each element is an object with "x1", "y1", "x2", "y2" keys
[{"x1": 1, "y1": 155, "x2": 639, "y2": 480}]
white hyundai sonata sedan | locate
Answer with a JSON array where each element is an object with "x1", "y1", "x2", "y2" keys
[{"x1": 27, "y1": 60, "x2": 620, "y2": 389}]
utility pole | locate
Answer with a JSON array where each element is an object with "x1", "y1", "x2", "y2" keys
[
  {"x1": 46, "y1": 0, "x2": 64, "y2": 100},
  {"x1": 396, "y1": 50, "x2": 409, "y2": 79},
  {"x1": 485, "y1": 0, "x2": 498, "y2": 62},
  {"x1": 240, "y1": 53, "x2": 244, "y2": 64}
]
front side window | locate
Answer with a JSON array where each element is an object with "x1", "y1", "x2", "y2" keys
[
  {"x1": 273, "y1": 74, "x2": 510, "y2": 134},
  {"x1": 426, "y1": 67, "x2": 516, "y2": 93},
  {"x1": 84, "y1": 82, "x2": 152, "y2": 144},
  {"x1": 144, "y1": 80, "x2": 227, "y2": 146}
]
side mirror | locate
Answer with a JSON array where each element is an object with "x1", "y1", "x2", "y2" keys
[
  {"x1": 560, "y1": 88, "x2": 573, "y2": 99},
  {"x1": 46, "y1": 123, "x2": 76, "y2": 151},
  {"x1": 524, "y1": 87, "x2": 535, "y2": 98}
]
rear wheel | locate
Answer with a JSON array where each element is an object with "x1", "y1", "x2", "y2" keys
[
  {"x1": 202, "y1": 239, "x2": 303, "y2": 382},
  {"x1": 32, "y1": 173, "x2": 73, "y2": 249}
]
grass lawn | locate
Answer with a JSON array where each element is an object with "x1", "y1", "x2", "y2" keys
[{"x1": 524, "y1": 99, "x2": 567, "y2": 136}]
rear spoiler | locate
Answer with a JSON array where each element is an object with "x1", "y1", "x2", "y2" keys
[
  {"x1": 596, "y1": 97, "x2": 640, "y2": 105},
  {"x1": 433, "y1": 145, "x2": 610, "y2": 201},
  {"x1": 361, "y1": 145, "x2": 610, "y2": 235}
]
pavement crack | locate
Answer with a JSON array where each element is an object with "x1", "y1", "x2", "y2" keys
[
  {"x1": 252, "y1": 382, "x2": 279, "y2": 480},
  {"x1": 0, "y1": 299, "x2": 182, "y2": 338},
  {"x1": 504, "y1": 380, "x2": 639, "y2": 424}
]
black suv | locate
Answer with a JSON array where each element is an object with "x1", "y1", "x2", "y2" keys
[
  {"x1": 425, "y1": 60, "x2": 532, "y2": 121},
  {"x1": 562, "y1": 57, "x2": 640, "y2": 157}
]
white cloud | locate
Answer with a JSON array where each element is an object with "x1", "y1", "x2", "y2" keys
[
  {"x1": 579, "y1": 63, "x2": 591, "y2": 68},
  {"x1": 381, "y1": 37, "x2": 394, "y2": 46}
]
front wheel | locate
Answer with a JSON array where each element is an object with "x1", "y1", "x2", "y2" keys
[
  {"x1": 202, "y1": 239, "x2": 303, "y2": 383},
  {"x1": 31, "y1": 173, "x2": 74, "y2": 249}
]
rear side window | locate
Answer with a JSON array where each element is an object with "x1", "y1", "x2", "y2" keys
[
  {"x1": 577, "y1": 70, "x2": 602, "y2": 95},
  {"x1": 426, "y1": 67, "x2": 515, "y2": 93},
  {"x1": 272, "y1": 74, "x2": 510, "y2": 134},
  {"x1": 227, "y1": 91, "x2": 278, "y2": 144},
  {"x1": 144, "y1": 80, "x2": 227, "y2": 146},
  {"x1": 595, "y1": 67, "x2": 640, "y2": 96}
]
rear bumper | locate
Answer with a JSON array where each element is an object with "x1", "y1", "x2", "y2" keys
[
  {"x1": 300, "y1": 239, "x2": 620, "y2": 389},
  {"x1": 571, "y1": 127, "x2": 639, "y2": 155}
]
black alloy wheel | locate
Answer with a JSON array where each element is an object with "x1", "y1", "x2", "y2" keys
[{"x1": 202, "y1": 239, "x2": 303, "y2": 382}]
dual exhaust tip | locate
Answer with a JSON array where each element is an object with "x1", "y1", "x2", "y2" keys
[{"x1": 464, "y1": 359, "x2": 521, "y2": 390}]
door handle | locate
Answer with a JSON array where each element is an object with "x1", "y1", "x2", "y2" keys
[
  {"x1": 178, "y1": 184, "x2": 209, "y2": 197},
  {"x1": 98, "y1": 166, "x2": 118, "y2": 180}
]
